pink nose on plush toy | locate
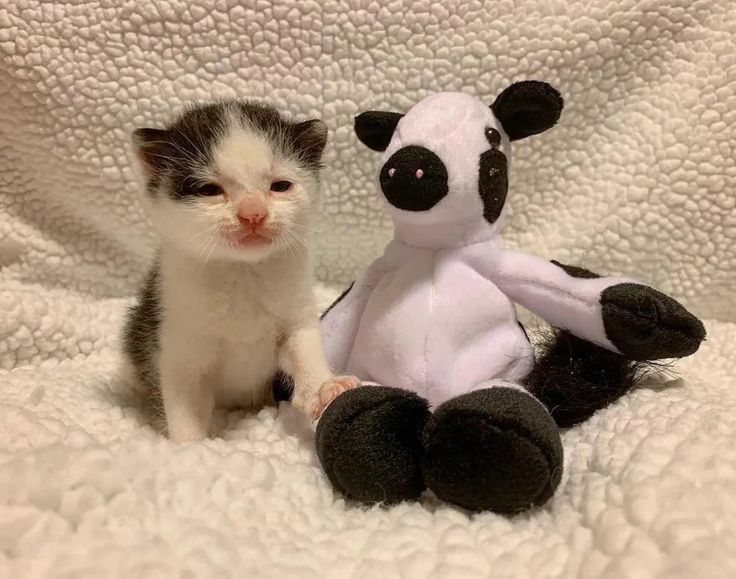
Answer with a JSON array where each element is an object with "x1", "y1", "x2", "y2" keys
[{"x1": 415, "y1": 169, "x2": 424, "y2": 178}]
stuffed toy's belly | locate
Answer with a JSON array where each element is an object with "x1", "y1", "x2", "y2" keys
[{"x1": 347, "y1": 257, "x2": 534, "y2": 407}]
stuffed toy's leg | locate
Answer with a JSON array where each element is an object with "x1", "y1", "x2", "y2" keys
[
  {"x1": 315, "y1": 384, "x2": 431, "y2": 504},
  {"x1": 315, "y1": 381, "x2": 562, "y2": 514},
  {"x1": 422, "y1": 382, "x2": 562, "y2": 513}
]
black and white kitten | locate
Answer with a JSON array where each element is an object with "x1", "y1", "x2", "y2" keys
[{"x1": 123, "y1": 100, "x2": 358, "y2": 441}]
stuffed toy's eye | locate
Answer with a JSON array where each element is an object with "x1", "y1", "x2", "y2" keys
[
  {"x1": 485, "y1": 127, "x2": 501, "y2": 148},
  {"x1": 193, "y1": 182, "x2": 224, "y2": 197},
  {"x1": 270, "y1": 180, "x2": 293, "y2": 192}
]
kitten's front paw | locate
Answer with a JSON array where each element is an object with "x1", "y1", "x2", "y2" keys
[
  {"x1": 167, "y1": 424, "x2": 208, "y2": 443},
  {"x1": 310, "y1": 375, "x2": 361, "y2": 420}
]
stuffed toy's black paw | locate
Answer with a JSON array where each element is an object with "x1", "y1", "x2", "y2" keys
[
  {"x1": 423, "y1": 387, "x2": 563, "y2": 514},
  {"x1": 601, "y1": 283, "x2": 706, "y2": 360},
  {"x1": 315, "y1": 385, "x2": 431, "y2": 504}
]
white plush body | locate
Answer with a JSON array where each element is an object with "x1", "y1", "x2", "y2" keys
[
  {"x1": 344, "y1": 240, "x2": 530, "y2": 407},
  {"x1": 324, "y1": 235, "x2": 635, "y2": 408},
  {"x1": 322, "y1": 92, "x2": 637, "y2": 407}
]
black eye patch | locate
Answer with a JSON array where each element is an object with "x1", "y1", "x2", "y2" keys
[
  {"x1": 478, "y1": 148, "x2": 508, "y2": 224},
  {"x1": 485, "y1": 127, "x2": 501, "y2": 148}
]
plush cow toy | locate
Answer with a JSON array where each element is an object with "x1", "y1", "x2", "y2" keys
[{"x1": 314, "y1": 81, "x2": 706, "y2": 514}]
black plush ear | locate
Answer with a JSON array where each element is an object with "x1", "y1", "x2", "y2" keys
[
  {"x1": 354, "y1": 111, "x2": 404, "y2": 152},
  {"x1": 292, "y1": 119, "x2": 328, "y2": 168},
  {"x1": 132, "y1": 127, "x2": 170, "y2": 174},
  {"x1": 490, "y1": 81, "x2": 564, "y2": 141}
]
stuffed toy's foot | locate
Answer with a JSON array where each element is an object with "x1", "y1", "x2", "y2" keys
[
  {"x1": 423, "y1": 385, "x2": 563, "y2": 514},
  {"x1": 315, "y1": 385, "x2": 431, "y2": 505}
]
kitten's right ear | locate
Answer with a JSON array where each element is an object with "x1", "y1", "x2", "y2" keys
[
  {"x1": 132, "y1": 127, "x2": 169, "y2": 174},
  {"x1": 354, "y1": 111, "x2": 404, "y2": 151}
]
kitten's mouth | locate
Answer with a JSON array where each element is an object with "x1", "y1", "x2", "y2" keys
[{"x1": 227, "y1": 229, "x2": 276, "y2": 248}]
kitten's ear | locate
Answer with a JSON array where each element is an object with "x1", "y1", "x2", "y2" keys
[
  {"x1": 354, "y1": 111, "x2": 404, "y2": 151},
  {"x1": 490, "y1": 81, "x2": 563, "y2": 141},
  {"x1": 293, "y1": 119, "x2": 328, "y2": 167},
  {"x1": 132, "y1": 127, "x2": 170, "y2": 174}
]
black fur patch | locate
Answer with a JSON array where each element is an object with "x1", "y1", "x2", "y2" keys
[
  {"x1": 524, "y1": 329, "x2": 649, "y2": 428},
  {"x1": 354, "y1": 111, "x2": 404, "y2": 152},
  {"x1": 478, "y1": 148, "x2": 508, "y2": 223},
  {"x1": 491, "y1": 81, "x2": 563, "y2": 141},
  {"x1": 133, "y1": 101, "x2": 327, "y2": 199},
  {"x1": 320, "y1": 282, "x2": 355, "y2": 320},
  {"x1": 122, "y1": 260, "x2": 162, "y2": 394},
  {"x1": 380, "y1": 146, "x2": 448, "y2": 211},
  {"x1": 272, "y1": 371, "x2": 294, "y2": 402}
]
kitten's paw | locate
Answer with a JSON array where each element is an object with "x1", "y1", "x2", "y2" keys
[
  {"x1": 166, "y1": 420, "x2": 209, "y2": 443},
  {"x1": 310, "y1": 375, "x2": 361, "y2": 420}
]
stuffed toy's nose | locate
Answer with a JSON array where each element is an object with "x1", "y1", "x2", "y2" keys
[{"x1": 379, "y1": 145, "x2": 448, "y2": 211}]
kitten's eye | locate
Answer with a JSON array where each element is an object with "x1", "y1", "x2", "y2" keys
[
  {"x1": 270, "y1": 180, "x2": 293, "y2": 193},
  {"x1": 485, "y1": 127, "x2": 501, "y2": 148},
  {"x1": 194, "y1": 182, "x2": 224, "y2": 197}
]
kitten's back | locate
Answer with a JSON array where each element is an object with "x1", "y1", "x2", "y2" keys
[{"x1": 122, "y1": 260, "x2": 161, "y2": 394}]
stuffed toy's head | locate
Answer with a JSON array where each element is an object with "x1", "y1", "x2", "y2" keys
[{"x1": 354, "y1": 81, "x2": 563, "y2": 243}]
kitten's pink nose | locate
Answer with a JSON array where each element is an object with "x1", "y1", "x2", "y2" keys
[{"x1": 237, "y1": 200, "x2": 268, "y2": 229}]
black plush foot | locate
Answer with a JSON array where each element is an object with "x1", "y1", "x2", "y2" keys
[
  {"x1": 601, "y1": 283, "x2": 706, "y2": 360},
  {"x1": 423, "y1": 387, "x2": 563, "y2": 514},
  {"x1": 315, "y1": 385, "x2": 431, "y2": 505}
]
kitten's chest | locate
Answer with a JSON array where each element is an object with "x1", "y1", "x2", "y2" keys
[{"x1": 165, "y1": 265, "x2": 289, "y2": 338}]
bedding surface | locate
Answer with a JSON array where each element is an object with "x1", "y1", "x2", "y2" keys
[{"x1": 1, "y1": 1, "x2": 734, "y2": 577}]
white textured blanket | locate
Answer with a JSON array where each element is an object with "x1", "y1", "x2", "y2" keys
[{"x1": 1, "y1": 1, "x2": 735, "y2": 577}]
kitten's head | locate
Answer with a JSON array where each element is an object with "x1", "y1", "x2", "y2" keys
[{"x1": 132, "y1": 101, "x2": 327, "y2": 263}]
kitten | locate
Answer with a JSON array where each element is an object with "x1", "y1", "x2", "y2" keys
[{"x1": 122, "y1": 100, "x2": 358, "y2": 442}]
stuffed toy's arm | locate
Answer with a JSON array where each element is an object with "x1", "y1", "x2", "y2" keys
[
  {"x1": 320, "y1": 258, "x2": 388, "y2": 373},
  {"x1": 482, "y1": 249, "x2": 705, "y2": 360}
]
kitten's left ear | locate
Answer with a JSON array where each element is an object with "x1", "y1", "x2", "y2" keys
[
  {"x1": 132, "y1": 127, "x2": 170, "y2": 174},
  {"x1": 490, "y1": 81, "x2": 564, "y2": 141},
  {"x1": 293, "y1": 119, "x2": 328, "y2": 167}
]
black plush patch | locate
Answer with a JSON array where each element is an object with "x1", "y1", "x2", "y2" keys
[
  {"x1": 601, "y1": 283, "x2": 706, "y2": 360},
  {"x1": 380, "y1": 146, "x2": 448, "y2": 211},
  {"x1": 524, "y1": 328, "x2": 650, "y2": 428},
  {"x1": 423, "y1": 387, "x2": 563, "y2": 514},
  {"x1": 551, "y1": 260, "x2": 600, "y2": 279},
  {"x1": 478, "y1": 147, "x2": 508, "y2": 223},
  {"x1": 490, "y1": 81, "x2": 564, "y2": 141},
  {"x1": 518, "y1": 321, "x2": 530, "y2": 342},
  {"x1": 354, "y1": 111, "x2": 404, "y2": 152},
  {"x1": 315, "y1": 385, "x2": 431, "y2": 505},
  {"x1": 320, "y1": 282, "x2": 355, "y2": 320}
]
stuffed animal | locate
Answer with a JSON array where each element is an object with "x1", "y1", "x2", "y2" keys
[{"x1": 314, "y1": 81, "x2": 706, "y2": 514}]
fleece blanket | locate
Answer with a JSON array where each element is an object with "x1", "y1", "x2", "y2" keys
[{"x1": 1, "y1": 1, "x2": 735, "y2": 577}]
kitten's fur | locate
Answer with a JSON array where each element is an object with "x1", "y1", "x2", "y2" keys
[{"x1": 123, "y1": 100, "x2": 356, "y2": 441}]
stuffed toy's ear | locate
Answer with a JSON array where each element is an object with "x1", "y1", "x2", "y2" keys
[
  {"x1": 490, "y1": 81, "x2": 564, "y2": 141},
  {"x1": 354, "y1": 111, "x2": 404, "y2": 151},
  {"x1": 132, "y1": 127, "x2": 170, "y2": 174}
]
